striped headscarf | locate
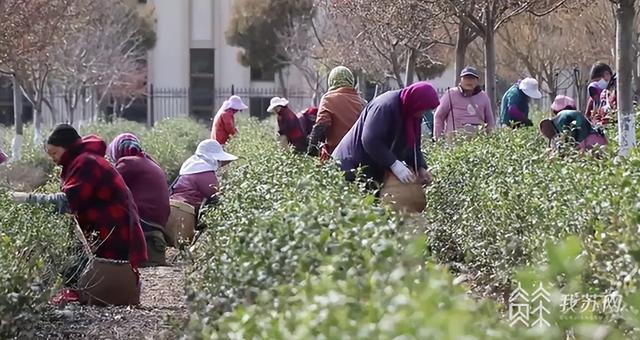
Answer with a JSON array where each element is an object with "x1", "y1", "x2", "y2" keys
[
  {"x1": 107, "y1": 133, "x2": 144, "y2": 162},
  {"x1": 328, "y1": 66, "x2": 355, "y2": 91}
]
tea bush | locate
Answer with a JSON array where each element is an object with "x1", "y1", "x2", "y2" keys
[
  {"x1": 185, "y1": 118, "x2": 404, "y2": 318},
  {"x1": 424, "y1": 125, "x2": 640, "y2": 333},
  {"x1": 183, "y1": 118, "x2": 628, "y2": 339},
  {"x1": 199, "y1": 238, "x2": 630, "y2": 339},
  {"x1": 0, "y1": 194, "x2": 73, "y2": 338}
]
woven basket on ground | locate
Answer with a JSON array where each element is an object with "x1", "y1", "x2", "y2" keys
[
  {"x1": 165, "y1": 199, "x2": 196, "y2": 247},
  {"x1": 77, "y1": 257, "x2": 140, "y2": 306}
]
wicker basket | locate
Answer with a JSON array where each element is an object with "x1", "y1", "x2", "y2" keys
[
  {"x1": 72, "y1": 222, "x2": 140, "y2": 306},
  {"x1": 165, "y1": 199, "x2": 196, "y2": 247},
  {"x1": 77, "y1": 257, "x2": 140, "y2": 306},
  {"x1": 380, "y1": 171, "x2": 426, "y2": 213}
]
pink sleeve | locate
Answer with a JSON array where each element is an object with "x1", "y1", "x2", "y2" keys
[
  {"x1": 483, "y1": 95, "x2": 495, "y2": 132},
  {"x1": 433, "y1": 92, "x2": 450, "y2": 141}
]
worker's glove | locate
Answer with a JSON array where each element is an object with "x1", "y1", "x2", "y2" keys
[
  {"x1": 390, "y1": 161, "x2": 416, "y2": 184},
  {"x1": 10, "y1": 192, "x2": 29, "y2": 203}
]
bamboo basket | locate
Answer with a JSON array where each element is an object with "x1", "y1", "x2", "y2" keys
[
  {"x1": 380, "y1": 171, "x2": 426, "y2": 213},
  {"x1": 73, "y1": 222, "x2": 140, "y2": 306},
  {"x1": 165, "y1": 199, "x2": 196, "y2": 247}
]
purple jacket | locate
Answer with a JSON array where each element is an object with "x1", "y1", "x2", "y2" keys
[
  {"x1": 332, "y1": 90, "x2": 428, "y2": 183},
  {"x1": 115, "y1": 156, "x2": 170, "y2": 229},
  {"x1": 170, "y1": 171, "x2": 218, "y2": 209}
]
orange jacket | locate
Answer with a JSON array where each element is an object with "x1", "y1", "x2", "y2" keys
[{"x1": 211, "y1": 109, "x2": 237, "y2": 144}]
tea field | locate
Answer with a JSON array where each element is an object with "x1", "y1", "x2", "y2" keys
[{"x1": 1, "y1": 116, "x2": 640, "y2": 339}]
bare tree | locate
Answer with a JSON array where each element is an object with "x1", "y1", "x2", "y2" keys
[
  {"x1": 51, "y1": 0, "x2": 153, "y2": 126},
  {"x1": 276, "y1": 0, "x2": 331, "y2": 104},
  {"x1": 611, "y1": 0, "x2": 637, "y2": 156},
  {"x1": 0, "y1": 0, "x2": 80, "y2": 150},
  {"x1": 326, "y1": 0, "x2": 449, "y2": 88},
  {"x1": 496, "y1": 6, "x2": 613, "y2": 102},
  {"x1": 436, "y1": 0, "x2": 569, "y2": 113}
]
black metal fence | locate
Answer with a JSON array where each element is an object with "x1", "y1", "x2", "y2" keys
[
  {"x1": 0, "y1": 83, "x2": 316, "y2": 127},
  {"x1": 148, "y1": 85, "x2": 314, "y2": 124},
  {"x1": 1, "y1": 82, "x2": 456, "y2": 128}
]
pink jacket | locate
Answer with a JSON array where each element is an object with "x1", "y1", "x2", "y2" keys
[{"x1": 433, "y1": 88, "x2": 494, "y2": 140}]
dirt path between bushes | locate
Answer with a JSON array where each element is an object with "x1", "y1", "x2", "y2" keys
[{"x1": 35, "y1": 250, "x2": 188, "y2": 340}]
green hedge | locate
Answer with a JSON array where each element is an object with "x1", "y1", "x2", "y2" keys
[
  {"x1": 424, "y1": 125, "x2": 640, "y2": 334},
  {"x1": 185, "y1": 118, "x2": 404, "y2": 319},
  {"x1": 183, "y1": 118, "x2": 628, "y2": 339},
  {"x1": 0, "y1": 195, "x2": 73, "y2": 338}
]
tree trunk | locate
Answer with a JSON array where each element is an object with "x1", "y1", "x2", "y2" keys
[
  {"x1": 616, "y1": 0, "x2": 636, "y2": 157},
  {"x1": 356, "y1": 69, "x2": 367, "y2": 99},
  {"x1": 404, "y1": 48, "x2": 417, "y2": 86},
  {"x1": 390, "y1": 47, "x2": 405, "y2": 88},
  {"x1": 12, "y1": 76, "x2": 23, "y2": 161},
  {"x1": 484, "y1": 26, "x2": 498, "y2": 118},
  {"x1": 33, "y1": 107, "x2": 43, "y2": 145},
  {"x1": 455, "y1": 22, "x2": 471, "y2": 83},
  {"x1": 277, "y1": 69, "x2": 288, "y2": 98},
  {"x1": 633, "y1": 53, "x2": 640, "y2": 100}
]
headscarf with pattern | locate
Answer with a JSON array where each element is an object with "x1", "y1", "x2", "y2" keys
[
  {"x1": 107, "y1": 133, "x2": 145, "y2": 162},
  {"x1": 328, "y1": 66, "x2": 356, "y2": 91}
]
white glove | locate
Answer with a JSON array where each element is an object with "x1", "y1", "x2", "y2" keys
[
  {"x1": 390, "y1": 161, "x2": 416, "y2": 184},
  {"x1": 10, "y1": 192, "x2": 29, "y2": 203}
]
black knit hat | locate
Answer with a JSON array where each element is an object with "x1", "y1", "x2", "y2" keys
[{"x1": 47, "y1": 124, "x2": 81, "y2": 148}]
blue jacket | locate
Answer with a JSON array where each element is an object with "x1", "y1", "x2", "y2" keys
[
  {"x1": 500, "y1": 83, "x2": 530, "y2": 126},
  {"x1": 332, "y1": 90, "x2": 433, "y2": 183}
]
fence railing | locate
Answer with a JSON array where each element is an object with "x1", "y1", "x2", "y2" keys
[
  {"x1": 10, "y1": 85, "x2": 316, "y2": 128},
  {"x1": 2, "y1": 83, "x2": 455, "y2": 128}
]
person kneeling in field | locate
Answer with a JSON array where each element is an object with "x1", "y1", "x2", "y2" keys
[
  {"x1": 298, "y1": 106, "x2": 318, "y2": 137},
  {"x1": 308, "y1": 66, "x2": 366, "y2": 159},
  {"x1": 499, "y1": 77, "x2": 542, "y2": 128},
  {"x1": 332, "y1": 81, "x2": 438, "y2": 187},
  {"x1": 13, "y1": 124, "x2": 147, "y2": 305},
  {"x1": 107, "y1": 133, "x2": 170, "y2": 267},
  {"x1": 539, "y1": 105, "x2": 607, "y2": 152},
  {"x1": 267, "y1": 96, "x2": 308, "y2": 153},
  {"x1": 167, "y1": 140, "x2": 237, "y2": 247}
]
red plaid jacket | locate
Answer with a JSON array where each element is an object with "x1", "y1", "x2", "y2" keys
[
  {"x1": 277, "y1": 106, "x2": 308, "y2": 152},
  {"x1": 59, "y1": 135, "x2": 147, "y2": 268}
]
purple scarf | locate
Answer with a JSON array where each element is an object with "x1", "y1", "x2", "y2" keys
[{"x1": 399, "y1": 82, "x2": 440, "y2": 146}]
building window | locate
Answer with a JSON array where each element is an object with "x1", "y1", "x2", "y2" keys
[
  {"x1": 250, "y1": 66, "x2": 275, "y2": 82},
  {"x1": 190, "y1": 48, "x2": 215, "y2": 120}
]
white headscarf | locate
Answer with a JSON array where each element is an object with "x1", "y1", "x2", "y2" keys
[
  {"x1": 214, "y1": 100, "x2": 230, "y2": 118},
  {"x1": 179, "y1": 140, "x2": 220, "y2": 175},
  {"x1": 179, "y1": 139, "x2": 238, "y2": 175}
]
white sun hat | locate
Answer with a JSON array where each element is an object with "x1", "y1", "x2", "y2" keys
[
  {"x1": 179, "y1": 140, "x2": 238, "y2": 175},
  {"x1": 227, "y1": 95, "x2": 248, "y2": 111},
  {"x1": 518, "y1": 77, "x2": 543, "y2": 99},
  {"x1": 267, "y1": 97, "x2": 290, "y2": 113}
]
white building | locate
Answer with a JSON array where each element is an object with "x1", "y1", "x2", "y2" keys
[{"x1": 146, "y1": 0, "x2": 312, "y2": 120}]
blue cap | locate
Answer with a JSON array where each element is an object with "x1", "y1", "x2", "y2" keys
[{"x1": 460, "y1": 66, "x2": 479, "y2": 78}]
